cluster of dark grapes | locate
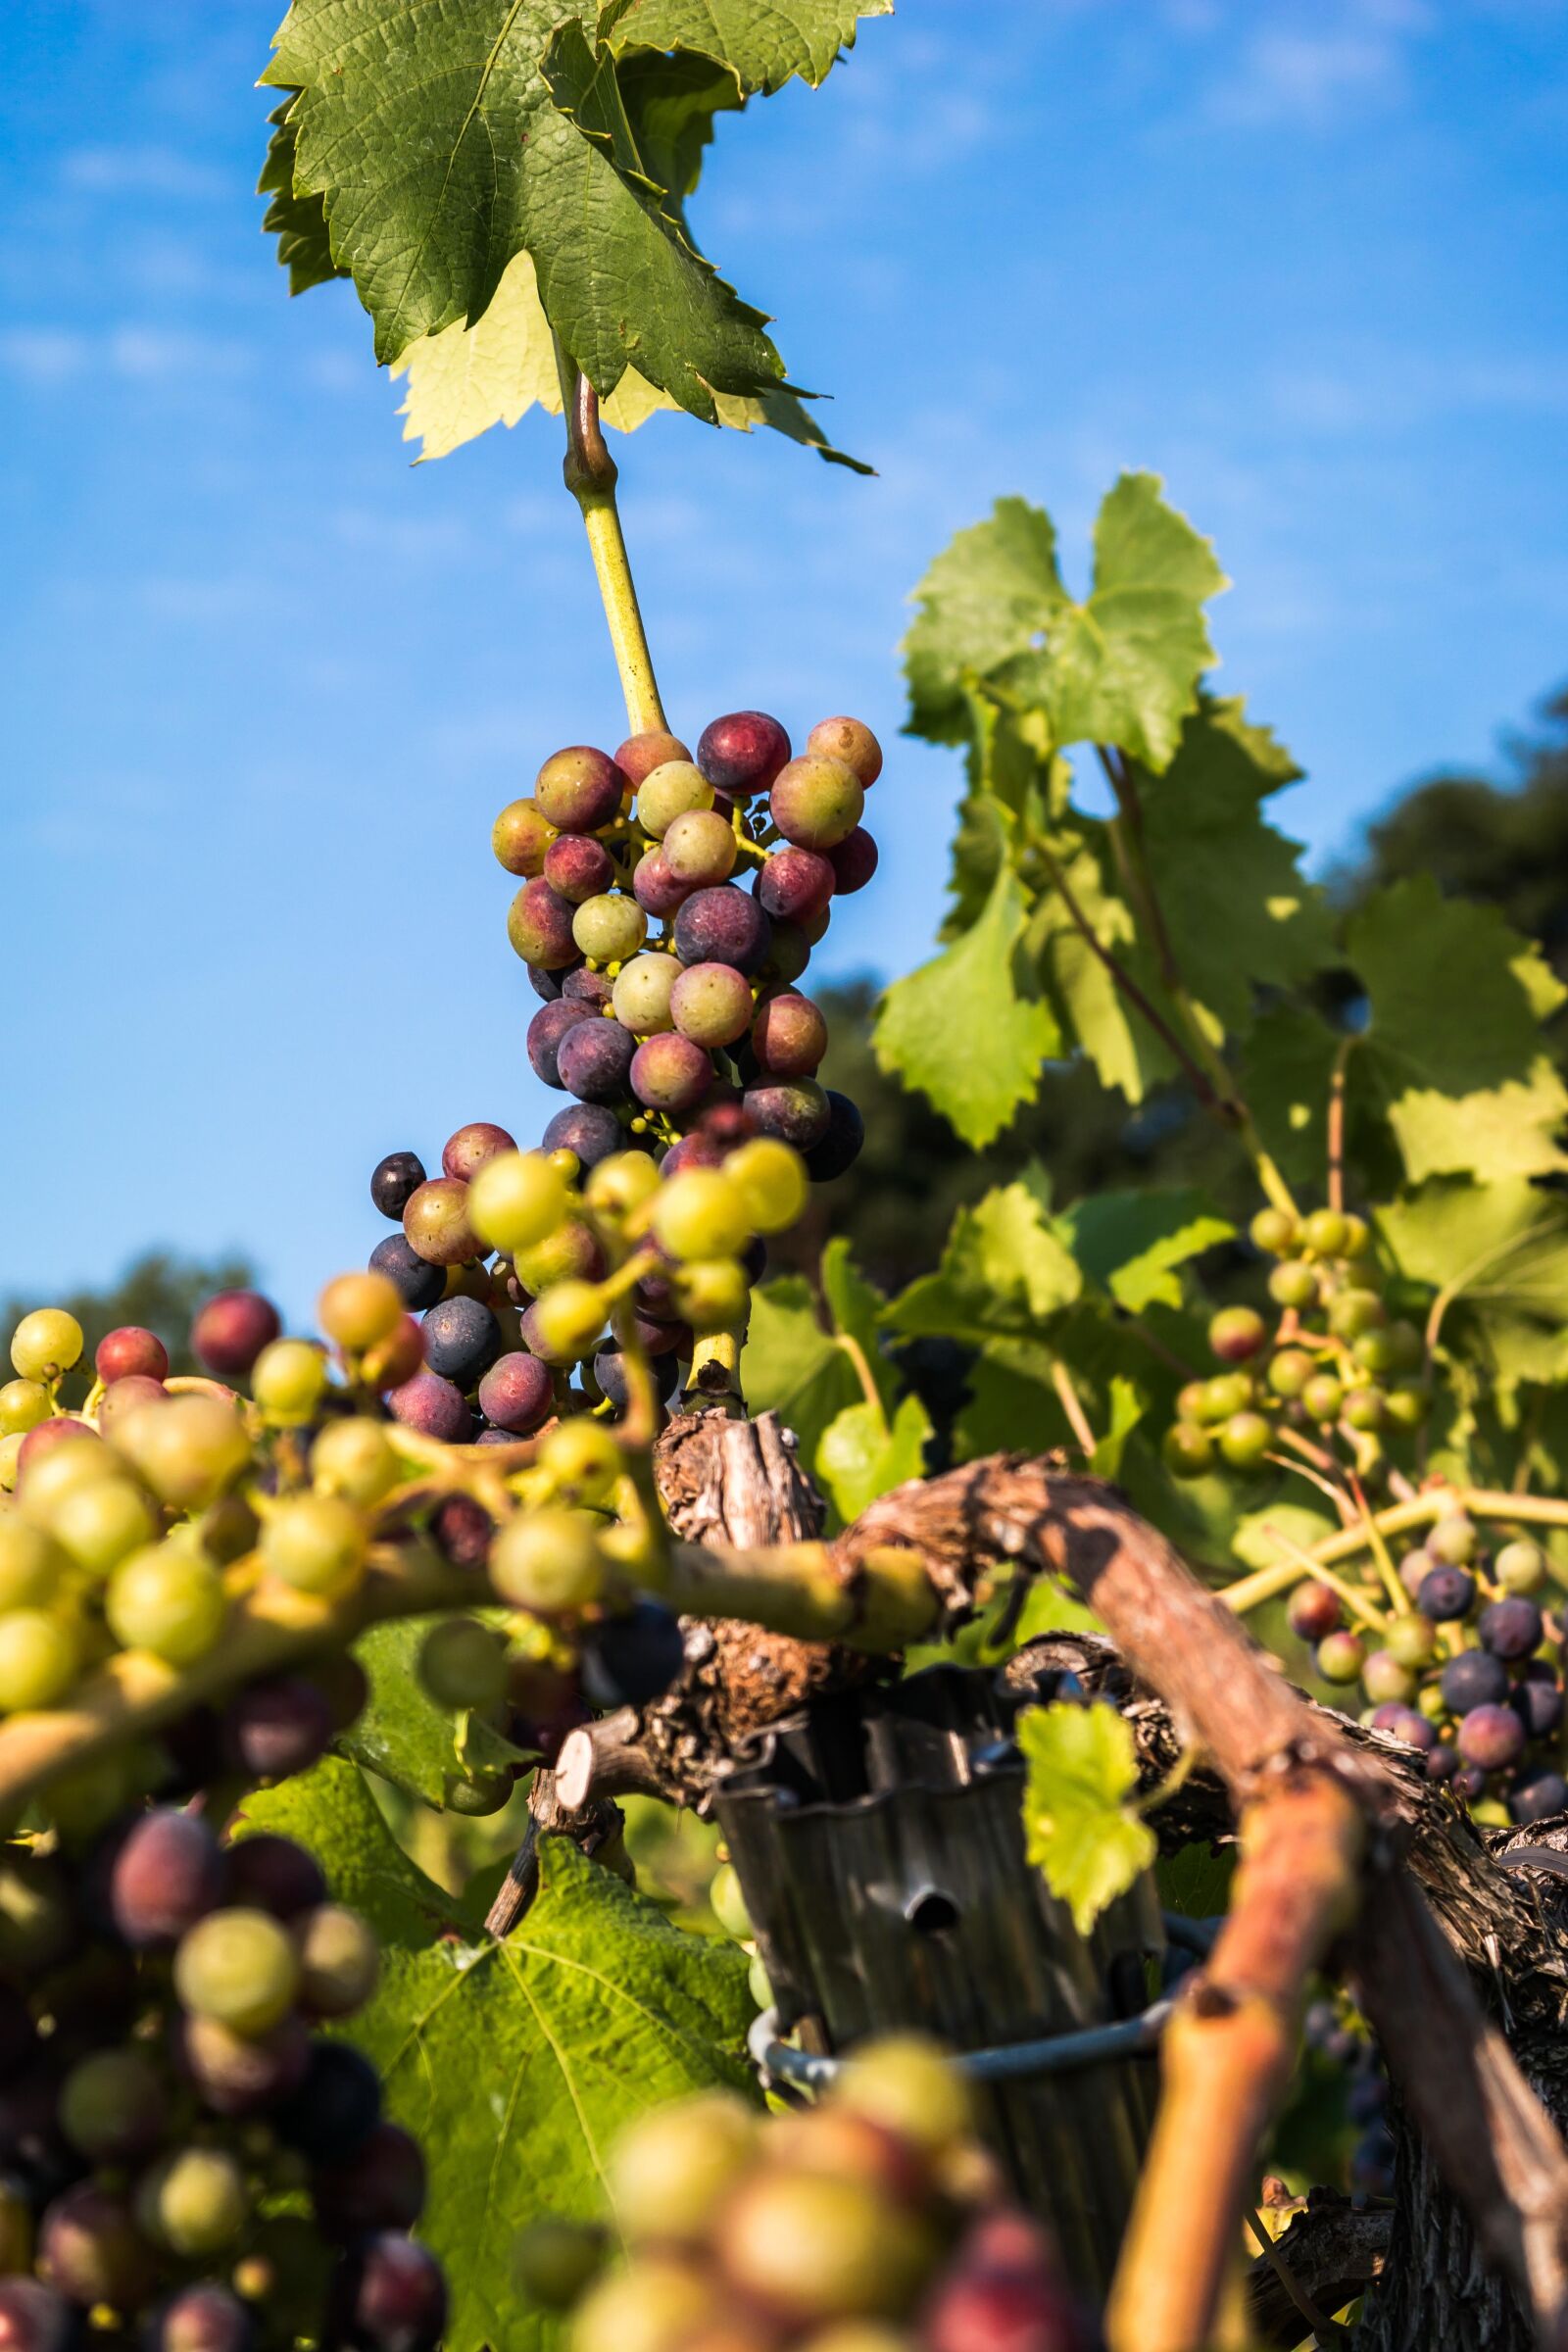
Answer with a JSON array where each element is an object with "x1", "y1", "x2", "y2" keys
[
  {"x1": 1162, "y1": 1206, "x2": 1427, "y2": 1483},
  {"x1": 0, "y1": 1806, "x2": 443, "y2": 2352},
  {"x1": 1302, "y1": 1997, "x2": 1394, "y2": 2202},
  {"x1": 1289, "y1": 1512, "x2": 1564, "y2": 1826},
  {"x1": 514, "y1": 2035, "x2": 1093, "y2": 2352}
]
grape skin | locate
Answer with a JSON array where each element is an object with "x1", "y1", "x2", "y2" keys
[
  {"x1": 541, "y1": 1104, "x2": 621, "y2": 1169},
  {"x1": 108, "y1": 1811, "x2": 224, "y2": 1949},
  {"x1": 476, "y1": 1352, "x2": 554, "y2": 1435},
  {"x1": 369, "y1": 1152, "x2": 426, "y2": 1220},
  {"x1": 630, "y1": 1034, "x2": 713, "y2": 1115},
  {"x1": 673, "y1": 886, "x2": 771, "y2": 976},
  {"x1": 803, "y1": 1090, "x2": 864, "y2": 1181},
  {"x1": 743, "y1": 1080, "x2": 830, "y2": 1151},
  {"x1": 387, "y1": 1373, "x2": 473, "y2": 1445},
  {"x1": 557, "y1": 1019, "x2": 638, "y2": 1106},
  {"x1": 418, "y1": 1297, "x2": 501, "y2": 1386},
  {"x1": 224, "y1": 1679, "x2": 335, "y2": 1781},
  {"x1": 189, "y1": 1293, "x2": 280, "y2": 1379},
  {"x1": 696, "y1": 710, "x2": 791, "y2": 798}
]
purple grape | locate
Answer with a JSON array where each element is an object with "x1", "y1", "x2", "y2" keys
[
  {"x1": 312, "y1": 2123, "x2": 426, "y2": 2238},
  {"x1": 418, "y1": 1297, "x2": 501, "y2": 1387},
  {"x1": 591, "y1": 1343, "x2": 680, "y2": 1412},
  {"x1": 527, "y1": 999, "x2": 593, "y2": 1089},
  {"x1": 632, "y1": 848, "x2": 692, "y2": 919},
  {"x1": 1509, "y1": 1771, "x2": 1568, "y2": 1824},
  {"x1": 1511, "y1": 1665, "x2": 1564, "y2": 1740},
  {"x1": 541, "y1": 1102, "x2": 622, "y2": 1168},
  {"x1": 1454, "y1": 1761, "x2": 1487, "y2": 1799},
  {"x1": 224, "y1": 1836, "x2": 326, "y2": 1922},
  {"x1": 557, "y1": 1018, "x2": 637, "y2": 1105},
  {"x1": 38, "y1": 2182, "x2": 152, "y2": 2309},
  {"x1": 275, "y1": 2042, "x2": 381, "y2": 2165},
  {"x1": 1456, "y1": 1702, "x2": 1526, "y2": 1772},
  {"x1": 752, "y1": 992, "x2": 827, "y2": 1078},
  {"x1": 1425, "y1": 1742, "x2": 1459, "y2": 1783},
  {"x1": 387, "y1": 1373, "x2": 473, "y2": 1445},
  {"x1": 145, "y1": 2283, "x2": 256, "y2": 2352},
  {"x1": 1370, "y1": 1702, "x2": 1434, "y2": 1751},
  {"x1": 673, "y1": 886, "x2": 771, "y2": 976},
  {"x1": 0, "y1": 2280, "x2": 82, "y2": 2352},
  {"x1": 534, "y1": 746, "x2": 626, "y2": 834},
  {"x1": 1480, "y1": 1596, "x2": 1544, "y2": 1660},
  {"x1": 803, "y1": 1089, "x2": 864, "y2": 1182},
  {"x1": 507, "y1": 879, "x2": 578, "y2": 969},
  {"x1": 630, "y1": 1033, "x2": 712, "y2": 1114},
  {"x1": 696, "y1": 710, "x2": 790, "y2": 799},
  {"x1": 825, "y1": 826, "x2": 878, "y2": 893},
  {"x1": 562, "y1": 966, "x2": 615, "y2": 1010},
  {"x1": 542, "y1": 835, "x2": 614, "y2": 905},
  {"x1": 1417, "y1": 1564, "x2": 1477, "y2": 1623},
  {"x1": 755, "y1": 846, "x2": 834, "y2": 924},
  {"x1": 430, "y1": 1494, "x2": 493, "y2": 1568},
  {"x1": 1440, "y1": 1649, "x2": 1508, "y2": 1714},
  {"x1": 368, "y1": 1235, "x2": 445, "y2": 1313},
  {"x1": 743, "y1": 1079, "x2": 830, "y2": 1150},
  {"x1": 178, "y1": 2011, "x2": 311, "y2": 2117},
  {"x1": 527, "y1": 960, "x2": 567, "y2": 1002},
  {"x1": 476, "y1": 1352, "x2": 554, "y2": 1436},
  {"x1": 580, "y1": 1601, "x2": 686, "y2": 1709},
  {"x1": 109, "y1": 1811, "x2": 223, "y2": 1949},
  {"x1": 369, "y1": 1153, "x2": 425, "y2": 1221},
  {"x1": 225, "y1": 1677, "x2": 334, "y2": 1781},
  {"x1": 335, "y1": 2232, "x2": 448, "y2": 2352}
]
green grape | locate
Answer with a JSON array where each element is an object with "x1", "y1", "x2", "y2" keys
[
  {"x1": 418, "y1": 1618, "x2": 509, "y2": 1710},
  {"x1": 833, "y1": 2033, "x2": 974, "y2": 2152},
  {"x1": 584, "y1": 1151, "x2": 661, "y2": 1219},
  {"x1": 0, "y1": 1519, "x2": 62, "y2": 1611},
  {"x1": 1361, "y1": 1649, "x2": 1414, "y2": 1704},
  {"x1": 1340, "y1": 1214, "x2": 1371, "y2": 1257},
  {"x1": 492, "y1": 797, "x2": 557, "y2": 878},
  {"x1": 9, "y1": 1309, "x2": 84, "y2": 1382},
  {"x1": 252, "y1": 1338, "x2": 330, "y2": 1428},
  {"x1": 572, "y1": 893, "x2": 647, "y2": 964},
  {"x1": 0, "y1": 1379, "x2": 49, "y2": 1437},
  {"x1": 1385, "y1": 1613, "x2": 1438, "y2": 1670},
  {"x1": 59, "y1": 2047, "x2": 166, "y2": 2161},
  {"x1": 311, "y1": 1417, "x2": 400, "y2": 1505},
  {"x1": 46, "y1": 1474, "x2": 156, "y2": 1577},
  {"x1": 117, "y1": 1395, "x2": 250, "y2": 1509},
  {"x1": 514, "y1": 1219, "x2": 603, "y2": 1294},
  {"x1": 1496, "y1": 1540, "x2": 1548, "y2": 1594},
  {"x1": 537, "y1": 1419, "x2": 621, "y2": 1504},
  {"x1": 667, "y1": 961, "x2": 754, "y2": 1050},
  {"x1": 173, "y1": 1906, "x2": 301, "y2": 2035},
  {"x1": 318, "y1": 1270, "x2": 404, "y2": 1353},
  {"x1": 139, "y1": 2146, "x2": 249, "y2": 2257},
  {"x1": 488, "y1": 1508, "x2": 605, "y2": 1613},
  {"x1": 650, "y1": 1169, "x2": 751, "y2": 1263},
  {"x1": 748, "y1": 1952, "x2": 772, "y2": 2010},
  {"x1": 570, "y1": 2262, "x2": 720, "y2": 2352},
  {"x1": 1383, "y1": 1319, "x2": 1424, "y2": 1372},
  {"x1": 1161, "y1": 1423, "x2": 1213, "y2": 1478},
  {"x1": 1249, "y1": 1208, "x2": 1297, "y2": 1255},
  {"x1": 1302, "y1": 1209, "x2": 1349, "y2": 1258},
  {"x1": 672, "y1": 1257, "x2": 751, "y2": 1332},
  {"x1": 513, "y1": 2217, "x2": 608, "y2": 2310},
  {"x1": 468, "y1": 1150, "x2": 569, "y2": 1255},
  {"x1": 1208, "y1": 1306, "x2": 1266, "y2": 1363},
  {"x1": 1217, "y1": 1410, "x2": 1272, "y2": 1470},
  {"x1": 662, "y1": 808, "x2": 737, "y2": 886},
  {"x1": 1383, "y1": 1384, "x2": 1428, "y2": 1432},
  {"x1": 0, "y1": 1609, "x2": 80, "y2": 1711},
  {"x1": 1268, "y1": 1261, "x2": 1318, "y2": 1310},
  {"x1": 17, "y1": 1433, "x2": 119, "y2": 1524},
  {"x1": 261, "y1": 1494, "x2": 368, "y2": 1600},
  {"x1": 1301, "y1": 1373, "x2": 1344, "y2": 1424},
  {"x1": 292, "y1": 1902, "x2": 379, "y2": 2017},
  {"x1": 1195, "y1": 1373, "x2": 1251, "y2": 1425},
  {"x1": 1316, "y1": 1631, "x2": 1364, "y2": 1684},
  {"x1": 0, "y1": 1433, "x2": 22, "y2": 1493},
  {"x1": 724, "y1": 1139, "x2": 808, "y2": 1237},
  {"x1": 1343, "y1": 1387, "x2": 1386, "y2": 1432},
  {"x1": 636, "y1": 760, "x2": 713, "y2": 838},
  {"x1": 1328, "y1": 1289, "x2": 1386, "y2": 1341},
  {"x1": 1175, "y1": 1381, "x2": 1208, "y2": 1422},
  {"x1": 528, "y1": 1281, "x2": 607, "y2": 1362},
  {"x1": 710, "y1": 1863, "x2": 751, "y2": 1939},
  {"x1": 445, "y1": 1768, "x2": 514, "y2": 1816},
  {"x1": 1428, "y1": 1514, "x2": 1478, "y2": 1566},
  {"x1": 608, "y1": 2091, "x2": 760, "y2": 2244},
  {"x1": 1266, "y1": 1348, "x2": 1315, "y2": 1399},
  {"x1": 612, "y1": 955, "x2": 679, "y2": 1037},
  {"x1": 106, "y1": 1544, "x2": 227, "y2": 1665},
  {"x1": 1417, "y1": 1683, "x2": 1448, "y2": 1725},
  {"x1": 769, "y1": 756, "x2": 865, "y2": 852},
  {"x1": 1352, "y1": 1327, "x2": 1398, "y2": 1374}
]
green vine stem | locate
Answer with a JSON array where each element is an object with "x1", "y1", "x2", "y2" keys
[
  {"x1": 1223, "y1": 1487, "x2": 1568, "y2": 1618},
  {"x1": 554, "y1": 342, "x2": 666, "y2": 737}
]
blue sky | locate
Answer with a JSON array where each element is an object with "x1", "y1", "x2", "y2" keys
[{"x1": 4, "y1": 0, "x2": 1568, "y2": 1322}]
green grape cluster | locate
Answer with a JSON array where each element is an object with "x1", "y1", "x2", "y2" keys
[
  {"x1": 513, "y1": 2036, "x2": 1092, "y2": 2352},
  {"x1": 1161, "y1": 1205, "x2": 1428, "y2": 1485}
]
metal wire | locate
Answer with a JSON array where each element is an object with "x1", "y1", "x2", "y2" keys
[{"x1": 748, "y1": 1998, "x2": 1174, "y2": 2093}]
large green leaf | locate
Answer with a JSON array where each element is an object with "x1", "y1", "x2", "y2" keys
[
  {"x1": 873, "y1": 860, "x2": 1061, "y2": 1147},
  {"x1": 1018, "y1": 1701, "x2": 1156, "y2": 1936},
  {"x1": 887, "y1": 1183, "x2": 1082, "y2": 1348},
  {"x1": 1057, "y1": 1188, "x2": 1233, "y2": 1312},
  {"x1": 905, "y1": 498, "x2": 1066, "y2": 746},
  {"x1": 817, "y1": 1391, "x2": 932, "y2": 1522},
  {"x1": 340, "y1": 1618, "x2": 530, "y2": 1810},
  {"x1": 604, "y1": 0, "x2": 891, "y2": 90},
  {"x1": 257, "y1": 100, "x2": 344, "y2": 295},
  {"x1": 1377, "y1": 1178, "x2": 1568, "y2": 1385},
  {"x1": 741, "y1": 1275, "x2": 862, "y2": 1474},
  {"x1": 243, "y1": 1760, "x2": 755, "y2": 2352}
]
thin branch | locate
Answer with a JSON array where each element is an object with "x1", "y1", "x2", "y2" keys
[
  {"x1": 1051, "y1": 1358, "x2": 1099, "y2": 1457},
  {"x1": 554, "y1": 340, "x2": 665, "y2": 736}
]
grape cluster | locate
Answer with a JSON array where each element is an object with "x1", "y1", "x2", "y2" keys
[
  {"x1": 1289, "y1": 1513, "x2": 1564, "y2": 1825},
  {"x1": 0, "y1": 1806, "x2": 443, "y2": 2351},
  {"x1": 1302, "y1": 1998, "x2": 1394, "y2": 2201},
  {"x1": 1162, "y1": 1206, "x2": 1428, "y2": 1484},
  {"x1": 514, "y1": 2036, "x2": 1092, "y2": 2352}
]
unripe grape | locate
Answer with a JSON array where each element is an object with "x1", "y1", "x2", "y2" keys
[
  {"x1": 1361, "y1": 1649, "x2": 1415, "y2": 1705},
  {"x1": 1328, "y1": 1289, "x2": 1386, "y2": 1340},
  {"x1": 652, "y1": 1169, "x2": 751, "y2": 1262},
  {"x1": 95, "y1": 1325, "x2": 169, "y2": 1385},
  {"x1": 46, "y1": 1472, "x2": 155, "y2": 1575},
  {"x1": 312, "y1": 1417, "x2": 400, "y2": 1505},
  {"x1": 538, "y1": 1417, "x2": 621, "y2": 1503},
  {"x1": 191, "y1": 1291, "x2": 280, "y2": 1377},
  {"x1": 107, "y1": 1544, "x2": 226, "y2": 1664},
  {"x1": 175, "y1": 1907, "x2": 299, "y2": 2036},
  {"x1": 0, "y1": 1379, "x2": 50, "y2": 1438},
  {"x1": 1218, "y1": 1410, "x2": 1272, "y2": 1469},
  {"x1": 609, "y1": 2091, "x2": 760, "y2": 2243},
  {"x1": 1383, "y1": 1383, "x2": 1428, "y2": 1432},
  {"x1": 1267, "y1": 1260, "x2": 1317, "y2": 1309},
  {"x1": 492, "y1": 798, "x2": 557, "y2": 876},
  {"x1": 529, "y1": 1281, "x2": 608, "y2": 1363},
  {"x1": 262, "y1": 1494, "x2": 368, "y2": 1599},
  {"x1": 318, "y1": 1271, "x2": 403, "y2": 1355},
  {"x1": 698, "y1": 710, "x2": 792, "y2": 798},
  {"x1": 769, "y1": 755, "x2": 864, "y2": 851},
  {"x1": 834, "y1": 2032, "x2": 974, "y2": 2151},
  {"x1": 1429, "y1": 1514, "x2": 1478, "y2": 1566},
  {"x1": 1194, "y1": 1372, "x2": 1250, "y2": 1425},
  {"x1": 0, "y1": 1849, "x2": 74, "y2": 1971},
  {"x1": 572, "y1": 893, "x2": 647, "y2": 964},
  {"x1": 0, "y1": 1520, "x2": 60, "y2": 1611},
  {"x1": 1287, "y1": 1582, "x2": 1342, "y2": 1642},
  {"x1": 1301, "y1": 1373, "x2": 1344, "y2": 1424},
  {"x1": 535, "y1": 746, "x2": 627, "y2": 833},
  {"x1": 16, "y1": 1415, "x2": 101, "y2": 1487},
  {"x1": 559, "y1": 1018, "x2": 638, "y2": 1105},
  {"x1": 403, "y1": 1176, "x2": 480, "y2": 1269},
  {"x1": 20, "y1": 1433, "x2": 113, "y2": 1527},
  {"x1": 0, "y1": 1610, "x2": 79, "y2": 1711},
  {"x1": 9, "y1": 1310, "x2": 83, "y2": 1384},
  {"x1": 663, "y1": 808, "x2": 737, "y2": 887},
  {"x1": 388, "y1": 1371, "x2": 473, "y2": 1444},
  {"x1": 488, "y1": 1508, "x2": 605, "y2": 1612},
  {"x1": 669, "y1": 961, "x2": 754, "y2": 1050},
  {"x1": 140, "y1": 2146, "x2": 249, "y2": 2258},
  {"x1": 710, "y1": 1863, "x2": 751, "y2": 1939},
  {"x1": 468, "y1": 1151, "x2": 568, "y2": 1256},
  {"x1": 631, "y1": 1033, "x2": 712, "y2": 1115},
  {"x1": 1496, "y1": 1539, "x2": 1548, "y2": 1594},
  {"x1": 418, "y1": 1618, "x2": 509, "y2": 1711},
  {"x1": 508, "y1": 878, "x2": 579, "y2": 968},
  {"x1": 252, "y1": 1338, "x2": 330, "y2": 1428},
  {"x1": 1341, "y1": 1213, "x2": 1371, "y2": 1257},
  {"x1": 721, "y1": 2169, "x2": 933, "y2": 2324},
  {"x1": 1344, "y1": 1387, "x2": 1385, "y2": 1431},
  {"x1": 613, "y1": 954, "x2": 679, "y2": 1036},
  {"x1": 1249, "y1": 1207, "x2": 1298, "y2": 1255},
  {"x1": 725, "y1": 1138, "x2": 808, "y2": 1236},
  {"x1": 637, "y1": 760, "x2": 714, "y2": 837},
  {"x1": 1208, "y1": 1306, "x2": 1266, "y2": 1363},
  {"x1": 569, "y1": 2262, "x2": 718, "y2": 2352},
  {"x1": 1266, "y1": 1348, "x2": 1314, "y2": 1399},
  {"x1": 1161, "y1": 1422, "x2": 1212, "y2": 1477},
  {"x1": 585, "y1": 1150, "x2": 661, "y2": 1218},
  {"x1": 672, "y1": 1257, "x2": 750, "y2": 1331},
  {"x1": 127, "y1": 1393, "x2": 253, "y2": 1507},
  {"x1": 1316, "y1": 1631, "x2": 1364, "y2": 1684},
  {"x1": 437, "y1": 1123, "x2": 515, "y2": 1185},
  {"x1": 292, "y1": 1903, "x2": 379, "y2": 2018},
  {"x1": 1302, "y1": 1209, "x2": 1349, "y2": 1257},
  {"x1": 1385, "y1": 1613, "x2": 1438, "y2": 1670},
  {"x1": 807, "y1": 715, "x2": 883, "y2": 786},
  {"x1": 1456, "y1": 1702, "x2": 1526, "y2": 1773},
  {"x1": 615, "y1": 729, "x2": 692, "y2": 786},
  {"x1": 544, "y1": 833, "x2": 615, "y2": 905},
  {"x1": 59, "y1": 2046, "x2": 166, "y2": 2161}
]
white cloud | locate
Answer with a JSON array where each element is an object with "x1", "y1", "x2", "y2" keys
[
  {"x1": 1208, "y1": 0, "x2": 1433, "y2": 127},
  {"x1": 60, "y1": 145, "x2": 226, "y2": 200},
  {"x1": 0, "y1": 329, "x2": 87, "y2": 384},
  {"x1": 0, "y1": 324, "x2": 252, "y2": 387}
]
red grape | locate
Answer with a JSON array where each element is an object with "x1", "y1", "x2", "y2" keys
[
  {"x1": 190, "y1": 1291, "x2": 280, "y2": 1377},
  {"x1": 94, "y1": 1326, "x2": 168, "y2": 1385},
  {"x1": 696, "y1": 710, "x2": 790, "y2": 799}
]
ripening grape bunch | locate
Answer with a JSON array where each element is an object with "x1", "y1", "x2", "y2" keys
[
  {"x1": 0, "y1": 1806, "x2": 443, "y2": 2352},
  {"x1": 514, "y1": 2036, "x2": 1094, "y2": 2352}
]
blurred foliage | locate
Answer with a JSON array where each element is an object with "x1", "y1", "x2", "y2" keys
[{"x1": 1, "y1": 1248, "x2": 257, "y2": 1384}]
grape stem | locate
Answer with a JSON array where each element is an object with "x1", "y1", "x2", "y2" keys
[
  {"x1": 554, "y1": 341, "x2": 666, "y2": 737},
  {"x1": 684, "y1": 1328, "x2": 746, "y2": 1418},
  {"x1": 1222, "y1": 1486, "x2": 1568, "y2": 1617}
]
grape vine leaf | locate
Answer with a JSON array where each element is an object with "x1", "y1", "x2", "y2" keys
[
  {"x1": 1376, "y1": 1178, "x2": 1568, "y2": 1385},
  {"x1": 242, "y1": 1758, "x2": 755, "y2": 2352},
  {"x1": 905, "y1": 499, "x2": 1066, "y2": 747},
  {"x1": 886, "y1": 1181, "x2": 1083, "y2": 1348},
  {"x1": 339, "y1": 1617, "x2": 530, "y2": 1810},
  {"x1": 603, "y1": 0, "x2": 892, "y2": 91},
  {"x1": 257, "y1": 100, "x2": 343, "y2": 296},
  {"x1": 1057, "y1": 1188, "x2": 1233, "y2": 1312},
  {"x1": 873, "y1": 861, "x2": 1061, "y2": 1147},
  {"x1": 818, "y1": 1391, "x2": 932, "y2": 1523},
  {"x1": 1345, "y1": 879, "x2": 1568, "y2": 1183},
  {"x1": 742, "y1": 1240, "x2": 894, "y2": 1488},
  {"x1": 1017, "y1": 1701, "x2": 1156, "y2": 1936}
]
